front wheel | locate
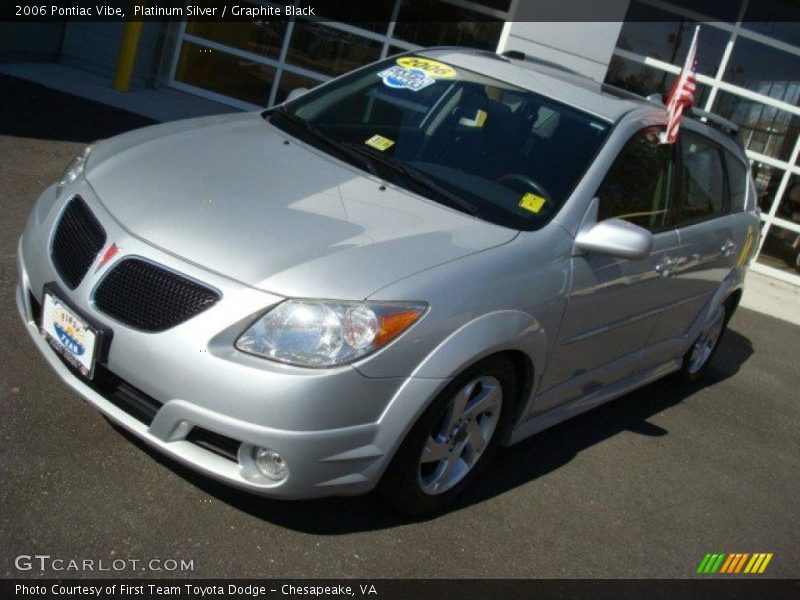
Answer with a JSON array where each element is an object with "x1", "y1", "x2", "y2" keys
[
  {"x1": 678, "y1": 304, "x2": 727, "y2": 383},
  {"x1": 378, "y1": 357, "x2": 517, "y2": 516}
]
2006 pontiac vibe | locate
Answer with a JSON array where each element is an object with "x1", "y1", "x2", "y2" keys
[{"x1": 17, "y1": 48, "x2": 759, "y2": 513}]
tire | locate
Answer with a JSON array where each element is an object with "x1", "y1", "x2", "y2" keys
[
  {"x1": 378, "y1": 356, "x2": 517, "y2": 516},
  {"x1": 678, "y1": 304, "x2": 727, "y2": 383}
]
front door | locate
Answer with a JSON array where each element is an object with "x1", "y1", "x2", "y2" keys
[{"x1": 536, "y1": 126, "x2": 684, "y2": 414}]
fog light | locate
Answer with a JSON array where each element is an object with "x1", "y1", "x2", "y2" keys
[{"x1": 253, "y1": 447, "x2": 288, "y2": 481}]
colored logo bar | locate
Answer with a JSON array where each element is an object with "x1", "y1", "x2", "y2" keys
[{"x1": 697, "y1": 553, "x2": 773, "y2": 574}]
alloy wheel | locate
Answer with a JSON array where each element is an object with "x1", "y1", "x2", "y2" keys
[{"x1": 418, "y1": 375, "x2": 503, "y2": 495}]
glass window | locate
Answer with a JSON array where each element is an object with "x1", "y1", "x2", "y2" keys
[
  {"x1": 616, "y1": 2, "x2": 730, "y2": 75},
  {"x1": 750, "y1": 161, "x2": 785, "y2": 213},
  {"x1": 757, "y1": 222, "x2": 800, "y2": 274},
  {"x1": 742, "y1": 1, "x2": 800, "y2": 47},
  {"x1": 776, "y1": 174, "x2": 800, "y2": 222},
  {"x1": 725, "y1": 151, "x2": 749, "y2": 212},
  {"x1": 272, "y1": 55, "x2": 611, "y2": 231},
  {"x1": 663, "y1": 0, "x2": 741, "y2": 21},
  {"x1": 597, "y1": 127, "x2": 676, "y2": 231},
  {"x1": 676, "y1": 132, "x2": 728, "y2": 223},
  {"x1": 287, "y1": 22, "x2": 382, "y2": 78},
  {"x1": 274, "y1": 71, "x2": 323, "y2": 105},
  {"x1": 174, "y1": 42, "x2": 272, "y2": 106},
  {"x1": 605, "y1": 55, "x2": 710, "y2": 105},
  {"x1": 468, "y1": 0, "x2": 512, "y2": 9},
  {"x1": 713, "y1": 91, "x2": 800, "y2": 162},
  {"x1": 394, "y1": 1, "x2": 504, "y2": 51},
  {"x1": 186, "y1": 3, "x2": 286, "y2": 59},
  {"x1": 723, "y1": 37, "x2": 800, "y2": 107},
  {"x1": 298, "y1": 0, "x2": 392, "y2": 33}
]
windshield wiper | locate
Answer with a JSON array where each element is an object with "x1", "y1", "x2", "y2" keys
[
  {"x1": 342, "y1": 143, "x2": 479, "y2": 218},
  {"x1": 273, "y1": 108, "x2": 378, "y2": 177}
]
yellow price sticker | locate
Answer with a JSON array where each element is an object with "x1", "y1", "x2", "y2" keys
[
  {"x1": 519, "y1": 193, "x2": 547, "y2": 214},
  {"x1": 365, "y1": 134, "x2": 395, "y2": 151},
  {"x1": 396, "y1": 56, "x2": 458, "y2": 79}
]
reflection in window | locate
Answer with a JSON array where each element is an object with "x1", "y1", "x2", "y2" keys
[
  {"x1": 678, "y1": 132, "x2": 727, "y2": 222},
  {"x1": 757, "y1": 222, "x2": 800, "y2": 274},
  {"x1": 724, "y1": 37, "x2": 800, "y2": 107},
  {"x1": 394, "y1": 0, "x2": 503, "y2": 51},
  {"x1": 186, "y1": 4, "x2": 286, "y2": 59},
  {"x1": 274, "y1": 71, "x2": 323, "y2": 105},
  {"x1": 714, "y1": 91, "x2": 800, "y2": 162},
  {"x1": 725, "y1": 151, "x2": 748, "y2": 213},
  {"x1": 597, "y1": 127, "x2": 676, "y2": 231},
  {"x1": 776, "y1": 174, "x2": 800, "y2": 223},
  {"x1": 616, "y1": 1, "x2": 729, "y2": 75},
  {"x1": 750, "y1": 161, "x2": 785, "y2": 214},
  {"x1": 299, "y1": 0, "x2": 392, "y2": 33},
  {"x1": 175, "y1": 42, "x2": 272, "y2": 105},
  {"x1": 742, "y1": 0, "x2": 800, "y2": 47},
  {"x1": 605, "y1": 55, "x2": 709, "y2": 105},
  {"x1": 287, "y1": 22, "x2": 382, "y2": 77}
]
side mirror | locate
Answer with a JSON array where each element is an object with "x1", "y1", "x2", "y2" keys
[
  {"x1": 285, "y1": 87, "x2": 309, "y2": 102},
  {"x1": 575, "y1": 218, "x2": 653, "y2": 260}
]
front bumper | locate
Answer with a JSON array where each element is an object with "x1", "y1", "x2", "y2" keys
[{"x1": 16, "y1": 184, "x2": 448, "y2": 499}]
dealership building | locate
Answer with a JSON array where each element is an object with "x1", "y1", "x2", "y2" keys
[{"x1": 2, "y1": 0, "x2": 799, "y2": 287}]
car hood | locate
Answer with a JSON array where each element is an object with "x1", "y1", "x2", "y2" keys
[{"x1": 85, "y1": 112, "x2": 516, "y2": 299}]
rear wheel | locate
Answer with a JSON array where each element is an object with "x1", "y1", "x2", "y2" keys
[
  {"x1": 379, "y1": 356, "x2": 517, "y2": 515},
  {"x1": 678, "y1": 304, "x2": 727, "y2": 383}
]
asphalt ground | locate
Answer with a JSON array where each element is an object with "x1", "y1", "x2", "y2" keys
[{"x1": 1, "y1": 75, "x2": 798, "y2": 579}]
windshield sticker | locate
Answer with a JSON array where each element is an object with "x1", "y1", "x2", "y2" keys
[
  {"x1": 378, "y1": 65, "x2": 437, "y2": 92},
  {"x1": 396, "y1": 56, "x2": 458, "y2": 79},
  {"x1": 365, "y1": 134, "x2": 395, "y2": 151},
  {"x1": 458, "y1": 109, "x2": 488, "y2": 128},
  {"x1": 519, "y1": 193, "x2": 547, "y2": 214}
]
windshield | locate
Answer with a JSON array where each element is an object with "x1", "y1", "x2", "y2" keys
[{"x1": 270, "y1": 54, "x2": 611, "y2": 230}]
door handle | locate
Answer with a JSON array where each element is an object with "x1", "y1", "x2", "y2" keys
[
  {"x1": 721, "y1": 240, "x2": 737, "y2": 257},
  {"x1": 655, "y1": 256, "x2": 676, "y2": 277}
]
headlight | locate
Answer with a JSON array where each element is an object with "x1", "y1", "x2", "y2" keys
[
  {"x1": 235, "y1": 300, "x2": 427, "y2": 367},
  {"x1": 56, "y1": 144, "x2": 95, "y2": 197}
]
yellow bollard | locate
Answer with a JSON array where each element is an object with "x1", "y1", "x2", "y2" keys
[{"x1": 112, "y1": 17, "x2": 144, "y2": 92}]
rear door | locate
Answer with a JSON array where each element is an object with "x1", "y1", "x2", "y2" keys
[{"x1": 647, "y1": 130, "x2": 739, "y2": 355}]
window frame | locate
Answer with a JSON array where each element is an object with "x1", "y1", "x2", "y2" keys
[{"x1": 673, "y1": 130, "x2": 734, "y2": 228}]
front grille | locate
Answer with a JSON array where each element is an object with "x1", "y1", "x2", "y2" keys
[
  {"x1": 51, "y1": 196, "x2": 106, "y2": 289},
  {"x1": 94, "y1": 259, "x2": 220, "y2": 332},
  {"x1": 186, "y1": 427, "x2": 241, "y2": 462}
]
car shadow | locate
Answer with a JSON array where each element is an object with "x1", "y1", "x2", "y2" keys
[{"x1": 108, "y1": 326, "x2": 754, "y2": 534}]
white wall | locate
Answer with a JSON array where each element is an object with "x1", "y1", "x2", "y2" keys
[{"x1": 501, "y1": 1, "x2": 631, "y2": 81}]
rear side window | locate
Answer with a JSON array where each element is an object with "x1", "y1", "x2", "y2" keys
[
  {"x1": 725, "y1": 151, "x2": 748, "y2": 213},
  {"x1": 597, "y1": 126, "x2": 676, "y2": 232},
  {"x1": 676, "y1": 132, "x2": 729, "y2": 223}
]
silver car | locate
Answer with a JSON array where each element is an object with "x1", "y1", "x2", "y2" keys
[{"x1": 16, "y1": 48, "x2": 759, "y2": 514}]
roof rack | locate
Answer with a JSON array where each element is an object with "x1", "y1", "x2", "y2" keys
[
  {"x1": 500, "y1": 50, "x2": 585, "y2": 77},
  {"x1": 690, "y1": 107, "x2": 739, "y2": 135},
  {"x1": 601, "y1": 84, "x2": 739, "y2": 138}
]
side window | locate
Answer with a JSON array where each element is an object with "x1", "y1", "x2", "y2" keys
[
  {"x1": 597, "y1": 127, "x2": 675, "y2": 231},
  {"x1": 724, "y1": 151, "x2": 748, "y2": 213},
  {"x1": 677, "y1": 133, "x2": 729, "y2": 223}
]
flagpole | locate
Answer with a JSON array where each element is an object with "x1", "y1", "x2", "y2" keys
[{"x1": 660, "y1": 25, "x2": 700, "y2": 144}]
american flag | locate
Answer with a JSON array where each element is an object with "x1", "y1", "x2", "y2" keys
[{"x1": 661, "y1": 25, "x2": 700, "y2": 144}]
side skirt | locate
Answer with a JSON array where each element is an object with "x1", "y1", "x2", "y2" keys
[{"x1": 506, "y1": 358, "x2": 682, "y2": 446}]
